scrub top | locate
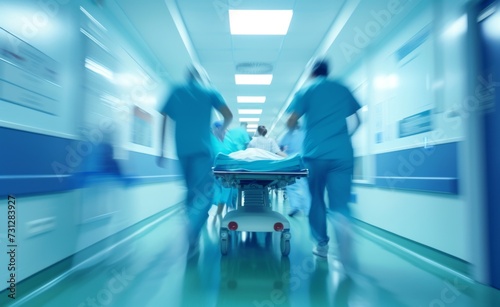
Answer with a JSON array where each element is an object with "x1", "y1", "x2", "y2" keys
[
  {"x1": 160, "y1": 81, "x2": 227, "y2": 158},
  {"x1": 224, "y1": 127, "x2": 251, "y2": 152},
  {"x1": 287, "y1": 77, "x2": 361, "y2": 160}
]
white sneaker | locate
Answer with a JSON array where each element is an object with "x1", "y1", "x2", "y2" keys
[{"x1": 312, "y1": 244, "x2": 329, "y2": 258}]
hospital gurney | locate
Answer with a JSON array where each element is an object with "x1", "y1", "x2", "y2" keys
[{"x1": 213, "y1": 150, "x2": 308, "y2": 256}]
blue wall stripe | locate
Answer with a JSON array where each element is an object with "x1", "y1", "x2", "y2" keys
[
  {"x1": 0, "y1": 127, "x2": 183, "y2": 196},
  {"x1": 375, "y1": 142, "x2": 459, "y2": 194}
]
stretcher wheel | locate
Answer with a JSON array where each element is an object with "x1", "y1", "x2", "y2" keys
[
  {"x1": 280, "y1": 231, "x2": 291, "y2": 256},
  {"x1": 220, "y1": 228, "x2": 229, "y2": 255}
]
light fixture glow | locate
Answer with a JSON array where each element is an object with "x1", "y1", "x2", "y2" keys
[
  {"x1": 239, "y1": 118, "x2": 260, "y2": 122},
  {"x1": 238, "y1": 109, "x2": 262, "y2": 115},
  {"x1": 235, "y1": 74, "x2": 273, "y2": 85},
  {"x1": 85, "y1": 58, "x2": 113, "y2": 80},
  {"x1": 229, "y1": 10, "x2": 293, "y2": 35},
  {"x1": 482, "y1": 9, "x2": 500, "y2": 39},
  {"x1": 374, "y1": 74, "x2": 399, "y2": 89},
  {"x1": 247, "y1": 129, "x2": 257, "y2": 133},
  {"x1": 443, "y1": 14, "x2": 467, "y2": 39},
  {"x1": 246, "y1": 124, "x2": 258, "y2": 128},
  {"x1": 237, "y1": 96, "x2": 266, "y2": 103}
]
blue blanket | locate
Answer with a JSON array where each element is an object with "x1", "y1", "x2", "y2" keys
[{"x1": 213, "y1": 153, "x2": 305, "y2": 172}]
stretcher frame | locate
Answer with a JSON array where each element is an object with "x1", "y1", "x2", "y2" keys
[{"x1": 213, "y1": 168, "x2": 308, "y2": 256}]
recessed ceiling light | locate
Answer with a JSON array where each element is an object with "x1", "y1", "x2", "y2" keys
[
  {"x1": 247, "y1": 129, "x2": 257, "y2": 133},
  {"x1": 229, "y1": 10, "x2": 293, "y2": 35},
  {"x1": 246, "y1": 124, "x2": 258, "y2": 128},
  {"x1": 237, "y1": 96, "x2": 266, "y2": 103},
  {"x1": 239, "y1": 118, "x2": 260, "y2": 122},
  {"x1": 236, "y1": 62, "x2": 273, "y2": 74},
  {"x1": 235, "y1": 74, "x2": 273, "y2": 85},
  {"x1": 238, "y1": 109, "x2": 263, "y2": 115}
]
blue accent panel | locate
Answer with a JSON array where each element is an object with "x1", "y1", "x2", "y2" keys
[
  {"x1": 0, "y1": 175, "x2": 82, "y2": 196},
  {"x1": 0, "y1": 127, "x2": 183, "y2": 196},
  {"x1": 0, "y1": 126, "x2": 81, "y2": 196},
  {"x1": 479, "y1": 3, "x2": 500, "y2": 290},
  {"x1": 125, "y1": 151, "x2": 183, "y2": 183},
  {"x1": 374, "y1": 177, "x2": 458, "y2": 194},
  {"x1": 0, "y1": 127, "x2": 75, "y2": 175},
  {"x1": 375, "y1": 142, "x2": 459, "y2": 194}
]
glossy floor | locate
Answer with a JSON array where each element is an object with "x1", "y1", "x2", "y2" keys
[{"x1": 7, "y1": 193, "x2": 500, "y2": 307}]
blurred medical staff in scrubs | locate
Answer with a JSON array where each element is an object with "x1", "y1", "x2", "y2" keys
[
  {"x1": 211, "y1": 121, "x2": 233, "y2": 215},
  {"x1": 158, "y1": 66, "x2": 233, "y2": 255},
  {"x1": 224, "y1": 122, "x2": 251, "y2": 152},
  {"x1": 279, "y1": 123, "x2": 310, "y2": 217},
  {"x1": 286, "y1": 59, "x2": 361, "y2": 273}
]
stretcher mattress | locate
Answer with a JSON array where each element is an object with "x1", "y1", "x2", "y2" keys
[{"x1": 213, "y1": 148, "x2": 305, "y2": 172}]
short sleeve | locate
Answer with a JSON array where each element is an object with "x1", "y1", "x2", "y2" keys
[
  {"x1": 161, "y1": 89, "x2": 179, "y2": 119},
  {"x1": 287, "y1": 89, "x2": 307, "y2": 116},
  {"x1": 211, "y1": 90, "x2": 226, "y2": 110}
]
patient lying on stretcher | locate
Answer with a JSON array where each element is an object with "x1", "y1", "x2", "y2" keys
[{"x1": 228, "y1": 148, "x2": 286, "y2": 161}]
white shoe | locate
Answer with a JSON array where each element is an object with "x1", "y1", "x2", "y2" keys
[{"x1": 312, "y1": 244, "x2": 329, "y2": 258}]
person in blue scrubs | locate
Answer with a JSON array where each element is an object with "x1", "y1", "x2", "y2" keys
[
  {"x1": 158, "y1": 67, "x2": 233, "y2": 254},
  {"x1": 211, "y1": 121, "x2": 232, "y2": 215},
  {"x1": 279, "y1": 124, "x2": 310, "y2": 217},
  {"x1": 224, "y1": 122, "x2": 251, "y2": 152},
  {"x1": 286, "y1": 60, "x2": 361, "y2": 272}
]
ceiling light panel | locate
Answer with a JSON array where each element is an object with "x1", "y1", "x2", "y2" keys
[
  {"x1": 235, "y1": 74, "x2": 273, "y2": 85},
  {"x1": 229, "y1": 10, "x2": 293, "y2": 35},
  {"x1": 239, "y1": 118, "x2": 260, "y2": 122},
  {"x1": 238, "y1": 109, "x2": 263, "y2": 115},
  {"x1": 237, "y1": 96, "x2": 266, "y2": 103}
]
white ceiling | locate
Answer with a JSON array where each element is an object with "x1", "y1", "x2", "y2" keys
[{"x1": 111, "y1": 0, "x2": 422, "y2": 136}]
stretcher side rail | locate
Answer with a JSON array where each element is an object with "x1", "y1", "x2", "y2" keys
[{"x1": 213, "y1": 169, "x2": 308, "y2": 189}]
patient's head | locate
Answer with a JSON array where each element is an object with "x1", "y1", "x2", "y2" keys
[{"x1": 257, "y1": 125, "x2": 267, "y2": 136}]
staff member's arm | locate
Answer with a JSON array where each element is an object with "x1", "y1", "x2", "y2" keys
[
  {"x1": 287, "y1": 112, "x2": 301, "y2": 129},
  {"x1": 347, "y1": 111, "x2": 361, "y2": 137},
  {"x1": 213, "y1": 103, "x2": 233, "y2": 141}
]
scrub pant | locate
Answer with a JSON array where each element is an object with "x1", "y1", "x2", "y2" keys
[
  {"x1": 304, "y1": 157, "x2": 354, "y2": 246},
  {"x1": 179, "y1": 153, "x2": 215, "y2": 246},
  {"x1": 213, "y1": 180, "x2": 231, "y2": 205},
  {"x1": 286, "y1": 177, "x2": 310, "y2": 214}
]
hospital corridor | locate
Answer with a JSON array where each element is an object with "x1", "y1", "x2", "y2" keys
[{"x1": 1, "y1": 0, "x2": 500, "y2": 306}]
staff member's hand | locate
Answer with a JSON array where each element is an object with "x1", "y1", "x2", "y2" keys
[{"x1": 214, "y1": 127, "x2": 226, "y2": 141}]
